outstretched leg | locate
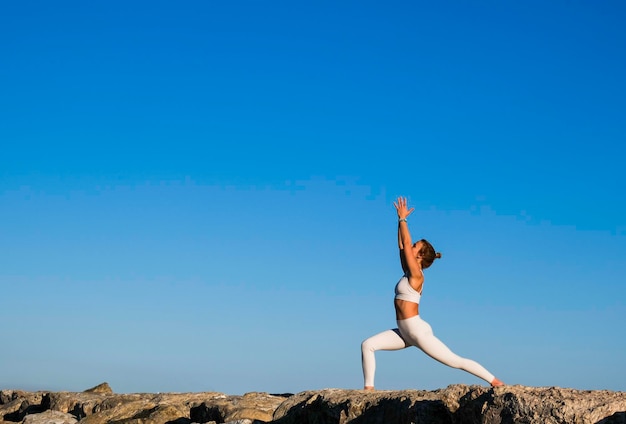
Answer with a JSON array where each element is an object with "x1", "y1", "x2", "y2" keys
[
  {"x1": 397, "y1": 316, "x2": 499, "y2": 384},
  {"x1": 361, "y1": 328, "x2": 407, "y2": 389}
]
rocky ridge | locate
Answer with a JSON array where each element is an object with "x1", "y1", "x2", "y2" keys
[{"x1": 1, "y1": 382, "x2": 624, "y2": 424}]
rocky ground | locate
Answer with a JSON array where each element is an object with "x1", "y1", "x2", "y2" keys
[{"x1": 1, "y1": 382, "x2": 624, "y2": 424}]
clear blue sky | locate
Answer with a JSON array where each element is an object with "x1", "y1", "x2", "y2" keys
[{"x1": 1, "y1": 1, "x2": 625, "y2": 395}]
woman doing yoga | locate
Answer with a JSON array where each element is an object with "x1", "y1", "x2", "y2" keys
[{"x1": 361, "y1": 197, "x2": 504, "y2": 390}]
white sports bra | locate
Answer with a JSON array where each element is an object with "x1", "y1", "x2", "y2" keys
[{"x1": 394, "y1": 274, "x2": 422, "y2": 304}]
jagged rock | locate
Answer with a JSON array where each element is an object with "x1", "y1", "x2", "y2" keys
[
  {"x1": 0, "y1": 391, "x2": 47, "y2": 422},
  {"x1": 47, "y1": 392, "x2": 147, "y2": 420},
  {"x1": 6, "y1": 390, "x2": 286, "y2": 424},
  {"x1": 22, "y1": 410, "x2": 78, "y2": 424},
  {"x1": 272, "y1": 388, "x2": 449, "y2": 423},
  {"x1": 191, "y1": 392, "x2": 289, "y2": 423},
  {"x1": 78, "y1": 401, "x2": 188, "y2": 424},
  {"x1": 0, "y1": 398, "x2": 30, "y2": 422},
  {"x1": 83, "y1": 383, "x2": 113, "y2": 395},
  {"x1": 443, "y1": 384, "x2": 626, "y2": 424},
  {"x1": 0, "y1": 391, "x2": 45, "y2": 409},
  {"x1": 2, "y1": 385, "x2": 625, "y2": 423},
  {"x1": 272, "y1": 385, "x2": 626, "y2": 424}
]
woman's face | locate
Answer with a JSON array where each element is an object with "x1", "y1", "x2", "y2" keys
[{"x1": 412, "y1": 241, "x2": 424, "y2": 258}]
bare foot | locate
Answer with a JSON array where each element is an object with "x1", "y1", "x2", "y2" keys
[
  {"x1": 490, "y1": 378, "x2": 505, "y2": 387},
  {"x1": 363, "y1": 386, "x2": 375, "y2": 391}
]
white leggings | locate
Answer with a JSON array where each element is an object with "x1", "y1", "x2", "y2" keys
[{"x1": 361, "y1": 315, "x2": 495, "y2": 387}]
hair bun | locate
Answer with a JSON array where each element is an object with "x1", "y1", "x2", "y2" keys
[{"x1": 435, "y1": 252, "x2": 442, "y2": 259}]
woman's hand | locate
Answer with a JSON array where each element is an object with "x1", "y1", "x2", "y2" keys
[
  {"x1": 394, "y1": 197, "x2": 414, "y2": 220},
  {"x1": 395, "y1": 196, "x2": 420, "y2": 278}
]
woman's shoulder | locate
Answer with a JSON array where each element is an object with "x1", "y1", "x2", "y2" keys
[{"x1": 406, "y1": 270, "x2": 424, "y2": 289}]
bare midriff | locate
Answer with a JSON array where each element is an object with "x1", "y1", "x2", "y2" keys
[{"x1": 394, "y1": 299, "x2": 419, "y2": 320}]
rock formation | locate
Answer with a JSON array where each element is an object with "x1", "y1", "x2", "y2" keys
[
  {"x1": 272, "y1": 385, "x2": 626, "y2": 423},
  {"x1": 1, "y1": 383, "x2": 624, "y2": 424}
]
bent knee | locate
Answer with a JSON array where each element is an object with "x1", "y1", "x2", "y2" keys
[{"x1": 361, "y1": 338, "x2": 375, "y2": 353}]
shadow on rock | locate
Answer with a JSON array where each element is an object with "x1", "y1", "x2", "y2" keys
[
  {"x1": 596, "y1": 411, "x2": 626, "y2": 424},
  {"x1": 3, "y1": 395, "x2": 50, "y2": 422},
  {"x1": 273, "y1": 392, "x2": 451, "y2": 424},
  {"x1": 351, "y1": 399, "x2": 451, "y2": 424},
  {"x1": 190, "y1": 403, "x2": 225, "y2": 423}
]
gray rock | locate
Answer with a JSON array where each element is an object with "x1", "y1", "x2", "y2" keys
[
  {"x1": 43, "y1": 391, "x2": 285, "y2": 424},
  {"x1": 2, "y1": 384, "x2": 625, "y2": 423},
  {"x1": 272, "y1": 385, "x2": 626, "y2": 424},
  {"x1": 190, "y1": 392, "x2": 288, "y2": 423},
  {"x1": 22, "y1": 410, "x2": 77, "y2": 424},
  {"x1": 272, "y1": 388, "x2": 448, "y2": 423}
]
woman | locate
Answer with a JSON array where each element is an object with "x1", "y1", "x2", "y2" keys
[{"x1": 361, "y1": 197, "x2": 504, "y2": 390}]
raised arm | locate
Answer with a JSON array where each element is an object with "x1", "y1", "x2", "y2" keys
[{"x1": 394, "y1": 197, "x2": 422, "y2": 279}]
